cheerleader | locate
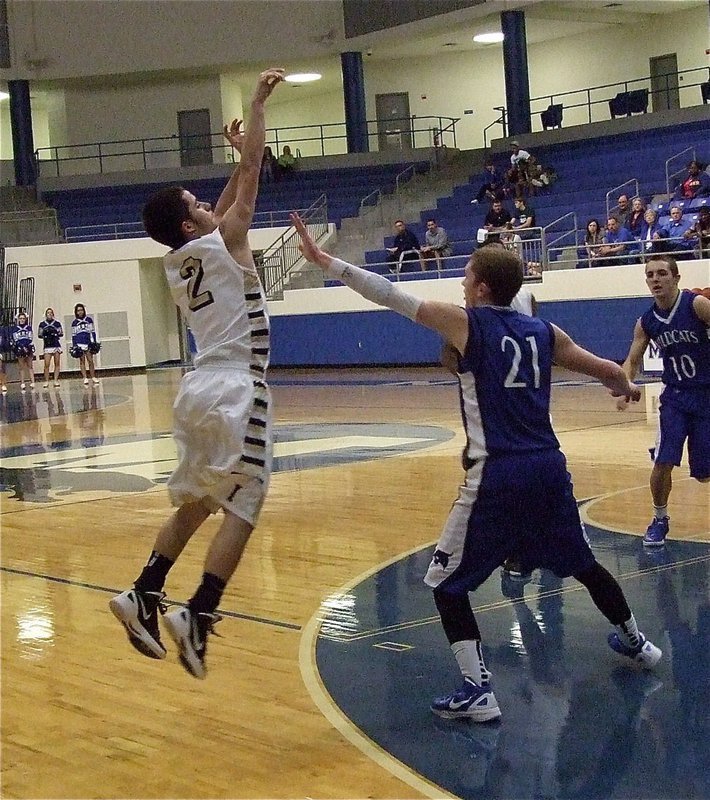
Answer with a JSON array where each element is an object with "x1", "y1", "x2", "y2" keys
[
  {"x1": 70, "y1": 303, "x2": 100, "y2": 386},
  {"x1": 11, "y1": 311, "x2": 36, "y2": 390},
  {"x1": 37, "y1": 307, "x2": 63, "y2": 388}
]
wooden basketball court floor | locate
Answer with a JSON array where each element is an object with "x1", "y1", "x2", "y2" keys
[{"x1": 1, "y1": 367, "x2": 708, "y2": 799}]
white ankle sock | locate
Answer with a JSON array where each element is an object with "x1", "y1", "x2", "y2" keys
[
  {"x1": 451, "y1": 640, "x2": 491, "y2": 686},
  {"x1": 617, "y1": 614, "x2": 641, "y2": 649},
  {"x1": 653, "y1": 505, "x2": 668, "y2": 520}
]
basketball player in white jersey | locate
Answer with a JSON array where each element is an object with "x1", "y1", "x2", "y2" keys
[{"x1": 110, "y1": 68, "x2": 284, "y2": 679}]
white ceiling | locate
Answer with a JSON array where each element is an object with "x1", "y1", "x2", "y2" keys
[{"x1": 23, "y1": 0, "x2": 707, "y2": 109}]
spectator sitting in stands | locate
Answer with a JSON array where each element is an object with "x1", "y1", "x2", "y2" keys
[
  {"x1": 584, "y1": 219, "x2": 604, "y2": 267},
  {"x1": 277, "y1": 145, "x2": 297, "y2": 177},
  {"x1": 625, "y1": 197, "x2": 646, "y2": 238},
  {"x1": 658, "y1": 205, "x2": 698, "y2": 260},
  {"x1": 386, "y1": 219, "x2": 424, "y2": 272},
  {"x1": 508, "y1": 141, "x2": 532, "y2": 192},
  {"x1": 529, "y1": 160, "x2": 557, "y2": 190},
  {"x1": 261, "y1": 145, "x2": 278, "y2": 183},
  {"x1": 513, "y1": 196, "x2": 536, "y2": 232},
  {"x1": 693, "y1": 206, "x2": 710, "y2": 257},
  {"x1": 673, "y1": 160, "x2": 710, "y2": 200},
  {"x1": 484, "y1": 199, "x2": 512, "y2": 232},
  {"x1": 471, "y1": 161, "x2": 504, "y2": 205},
  {"x1": 420, "y1": 218, "x2": 452, "y2": 271},
  {"x1": 593, "y1": 216, "x2": 636, "y2": 266},
  {"x1": 615, "y1": 194, "x2": 631, "y2": 226},
  {"x1": 639, "y1": 209, "x2": 664, "y2": 256}
]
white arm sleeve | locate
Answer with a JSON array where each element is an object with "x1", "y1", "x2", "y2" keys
[{"x1": 327, "y1": 258, "x2": 422, "y2": 321}]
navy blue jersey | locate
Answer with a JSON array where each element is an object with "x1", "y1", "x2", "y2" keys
[
  {"x1": 71, "y1": 316, "x2": 96, "y2": 347},
  {"x1": 11, "y1": 324, "x2": 33, "y2": 349},
  {"x1": 458, "y1": 306, "x2": 559, "y2": 460},
  {"x1": 38, "y1": 319, "x2": 63, "y2": 348},
  {"x1": 641, "y1": 289, "x2": 710, "y2": 388}
]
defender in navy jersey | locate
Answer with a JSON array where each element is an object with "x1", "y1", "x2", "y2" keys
[
  {"x1": 294, "y1": 215, "x2": 662, "y2": 722},
  {"x1": 618, "y1": 255, "x2": 710, "y2": 546},
  {"x1": 110, "y1": 68, "x2": 284, "y2": 679},
  {"x1": 70, "y1": 303, "x2": 100, "y2": 386}
]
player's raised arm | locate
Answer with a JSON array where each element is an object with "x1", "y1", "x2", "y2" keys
[
  {"x1": 614, "y1": 318, "x2": 650, "y2": 409},
  {"x1": 291, "y1": 212, "x2": 469, "y2": 353},
  {"x1": 220, "y1": 68, "x2": 284, "y2": 252},
  {"x1": 550, "y1": 323, "x2": 641, "y2": 402},
  {"x1": 212, "y1": 119, "x2": 244, "y2": 222}
]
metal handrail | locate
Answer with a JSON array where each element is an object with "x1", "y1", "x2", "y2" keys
[
  {"x1": 606, "y1": 179, "x2": 640, "y2": 221},
  {"x1": 543, "y1": 212, "x2": 578, "y2": 267},
  {"x1": 35, "y1": 116, "x2": 460, "y2": 178},
  {"x1": 519, "y1": 65, "x2": 710, "y2": 129},
  {"x1": 483, "y1": 107, "x2": 508, "y2": 149},
  {"x1": 548, "y1": 238, "x2": 702, "y2": 269},
  {"x1": 665, "y1": 146, "x2": 697, "y2": 198},
  {"x1": 261, "y1": 193, "x2": 328, "y2": 300}
]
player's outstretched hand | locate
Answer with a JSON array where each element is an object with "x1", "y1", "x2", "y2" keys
[
  {"x1": 290, "y1": 212, "x2": 331, "y2": 269},
  {"x1": 254, "y1": 68, "x2": 285, "y2": 103},
  {"x1": 223, "y1": 119, "x2": 244, "y2": 152},
  {"x1": 610, "y1": 382, "x2": 641, "y2": 410}
]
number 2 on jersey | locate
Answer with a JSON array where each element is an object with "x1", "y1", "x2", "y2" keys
[
  {"x1": 179, "y1": 257, "x2": 214, "y2": 312},
  {"x1": 502, "y1": 335, "x2": 541, "y2": 389}
]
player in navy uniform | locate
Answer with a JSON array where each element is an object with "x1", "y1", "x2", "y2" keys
[
  {"x1": 10, "y1": 312, "x2": 35, "y2": 390},
  {"x1": 617, "y1": 255, "x2": 710, "y2": 546},
  {"x1": 70, "y1": 303, "x2": 100, "y2": 386},
  {"x1": 37, "y1": 307, "x2": 63, "y2": 388},
  {"x1": 293, "y1": 214, "x2": 662, "y2": 721},
  {"x1": 110, "y1": 68, "x2": 284, "y2": 679}
]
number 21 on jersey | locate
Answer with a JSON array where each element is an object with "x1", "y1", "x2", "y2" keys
[{"x1": 502, "y1": 335, "x2": 541, "y2": 389}]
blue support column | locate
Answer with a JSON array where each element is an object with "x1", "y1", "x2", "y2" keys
[
  {"x1": 8, "y1": 79, "x2": 36, "y2": 186},
  {"x1": 341, "y1": 51, "x2": 369, "y2": 153},
  {"x1": 500, "y1": 10, "x2": 531, "y2": 137}
]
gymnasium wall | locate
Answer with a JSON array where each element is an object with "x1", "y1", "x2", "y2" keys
[
  {"x1": 268, "y1": 259, "x2": 710, "y2": 365},
  {"x1": 6, "y1": 226, "x2": 290, "y2": 372},
  {"x1": 6, "y1": 238, "x2": 709, "y2": 370}
]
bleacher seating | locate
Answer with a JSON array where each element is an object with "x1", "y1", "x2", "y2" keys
[
  {"x1": 363, "y1": 120, "x2": 708, "y2": 270},
  {"x1": 42, "y1": 161, "x2": 430, "y2": 236},
  {"x1": 609, "y1": 89, "x2": 649, "y2": 118},
  {"x1": 540, "y1": 104, "x2": 563, "y2": 130}
]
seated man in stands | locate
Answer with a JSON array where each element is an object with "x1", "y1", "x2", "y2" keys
[
  {"x1": 658, "y1": 205, "x2": 698, "y2": 260},
  {"x1": 483, "y1": 199, "x2": 512, "y2": 232},
  {"x1": 386, "y1": 219, "x2": 424, "y2": 272},
  {"x1": 470, "y1": 161, "x2": 504, "y2": 205},
  {"x1": 592, "y1": 216, "x2": 636, "y2": 266},
  {"x1": 615, "y1": 194, "x2": 631, "y2": 226},
  {"x1": 673, "y1": 160, "x2": 710, "y2": 201},
  {"x1": 512, "y1": 196, "x2": 536, "y2": 232},
  {"x1": 420, "y1": 218, "x2": 452, "y2": 271}
]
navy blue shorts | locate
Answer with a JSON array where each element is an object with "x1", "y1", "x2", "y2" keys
[
  {"x1": 424, "y1": 449, "x2": 595, "y2": 594},
  {"x1": 655, "y1": 385, "x2": 710, "y2": 480}
]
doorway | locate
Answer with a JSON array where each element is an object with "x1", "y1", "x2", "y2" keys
[
  {"x1": 375, "y1": 93, "x2": 412, "y2": 151},
  {"x1": 650, "y1": 53, "x2": 679, "y2": 112},
  {"x1": 177, "y1": 108, "x2": 213, "y2": 167}
]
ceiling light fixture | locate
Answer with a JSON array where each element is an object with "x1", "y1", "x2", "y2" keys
[
  {"x1": 473, "y1": 32, "x2": 504, "y2": 43},
  {"x1": 285, "y1": 73, "x2": 322, "y2": 83}
]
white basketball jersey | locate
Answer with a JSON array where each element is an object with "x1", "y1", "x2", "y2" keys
[
  {"x1": 164, "y1": 228, "x2": 269, "y2": 374},
  {"x1": 510, "y1": 287, "x2": 534, "y2": 316}
]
